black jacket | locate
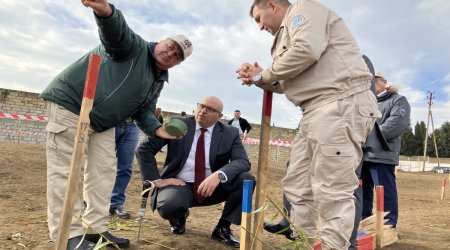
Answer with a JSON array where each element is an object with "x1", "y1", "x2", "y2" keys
[{"x1": 227, "y1": 117, "x2": 252, "y2": 134}]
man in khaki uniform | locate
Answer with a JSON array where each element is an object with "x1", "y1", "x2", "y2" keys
[{"x1": 236, "y1": 0, "x2": 380, "y2": 249}]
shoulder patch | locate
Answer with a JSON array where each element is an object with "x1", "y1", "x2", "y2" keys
[{"x1": 291, "y1": 15, "x2": 305, "y2": 28}]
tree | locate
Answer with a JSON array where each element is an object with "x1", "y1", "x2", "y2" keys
[
  {"x1": 400, "y1": 127, "x2": 415, "y2": 156},
  {"x1": 413, "y1": 121, "x2": 426, "y2": 156},
  {"x1": 435, "y1": 122, "x2": 450, "y2": 158}
]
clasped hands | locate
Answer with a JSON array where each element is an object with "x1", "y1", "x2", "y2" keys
[{"x1": 236, "y1": 62, "x2": 263, "y2": 86}]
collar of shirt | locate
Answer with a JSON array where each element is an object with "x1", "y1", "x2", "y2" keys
[
  {"x1": 195, "y1": 122, "x2": 216, "y2": 133},
  {"x1": 377, "y1": 89, "x2": 387, "y2": 97}
]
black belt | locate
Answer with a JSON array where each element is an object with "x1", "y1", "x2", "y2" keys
[{"x1": 119, "y1": 118, "x2": 134, "y2": 126}]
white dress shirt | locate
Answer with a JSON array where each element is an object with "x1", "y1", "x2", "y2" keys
[{"x1": 176, "y1": 123, "x2": 215, "y2": 182}]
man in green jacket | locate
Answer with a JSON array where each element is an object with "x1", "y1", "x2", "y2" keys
[{"x1": 40, "y1": 1, "x2": 193, "y2": 249}]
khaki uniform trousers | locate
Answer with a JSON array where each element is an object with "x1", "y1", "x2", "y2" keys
[
  {"x1": 282, "y1": 90, "x2": 379, "y2": 249},
  {"x1": 45, "y1": 102, "x2": 116, "y2": 240}
]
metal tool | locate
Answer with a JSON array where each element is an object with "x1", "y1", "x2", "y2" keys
[{"x1": 136, "y1": 180, "x2": 153, "y2": 249}]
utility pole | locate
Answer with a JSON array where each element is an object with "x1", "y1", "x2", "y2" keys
[{"x1": 422, "y1": 91, "x2": 440, "y2": 171}]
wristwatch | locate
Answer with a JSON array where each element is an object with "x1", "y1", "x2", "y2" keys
[
  {"x1": 217, "y1": 172, "x2": 227, "y2": 183},
  {"x1": 252, "y1": 73, "x2": 262, "y2": 84}
]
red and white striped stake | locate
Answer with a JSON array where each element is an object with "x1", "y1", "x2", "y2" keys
[
  {"x1": 56, "y1": 54, "x2": 101, "y2": 250},
  {"x1": 375, "y1": 185, "x2": 384, "y2": 249},
  {"x1": 252, "y1": 90, "x2": 273, "y2": 249},
  {"x1": 441, "y1": 178, "x2": 446, "y2": 200}
]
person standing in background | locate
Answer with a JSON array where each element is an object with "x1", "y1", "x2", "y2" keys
[
  {"x1": 361, "y1": 72, "x2": 411, "y2": 230},
  {"x1": 155, "y1": 107, "x2": 164, "y2": 124},
  {"x1": 109, "y1": 118, "x2": 140, "y2": 219},
  {"x1": 227, "y1": 110, "x2": 252, "y2": 140}
]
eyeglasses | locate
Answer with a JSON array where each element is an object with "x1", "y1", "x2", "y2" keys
[{"x1": 197, "y1": 103, "x2": 220, "y2": 113}]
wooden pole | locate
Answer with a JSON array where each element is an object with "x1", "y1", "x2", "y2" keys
[
  {"x1": 55, "y1": 54, "x2": 101, "y2": 250},
  {"x1": 441, "y1": 179, "x2": 446, "y2": 200},
  {"x1": 252, "y1": 91, "x2": 272, "y2": 250},
  {"x1": 422, "y1": 91, "x2": 433, "y2": 171},
  {"x1": 240, "y1": 180, "x2": 254, "y2": 250},
  {"x1": 430, "y1": 111, "x2": 440, "y2": 166},
  {"x1": 375, "y1": 186, "x2": 384, "y2": 249}
]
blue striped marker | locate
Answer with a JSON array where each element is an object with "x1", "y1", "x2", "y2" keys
[{"x1": 240, "y1": 180, "x2": 254, "y2": 250}]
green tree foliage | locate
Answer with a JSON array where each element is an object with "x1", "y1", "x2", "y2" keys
[
  {"x1": 400, "y1": 127, "x2": 415, "y2": 156},
  {"x1": 401, "y1": 121, "x2": 450, "y2": 158},
  {"x1": 413, "y1": 121, "x2": 426, "y2": 155},
  {"x1": 435, "y1": 122, "x2": 450, "y2": 158}
]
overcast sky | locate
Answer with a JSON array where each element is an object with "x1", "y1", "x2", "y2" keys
[{"x1": 1, "y1": 0, "x2": 449, "y2": 130}]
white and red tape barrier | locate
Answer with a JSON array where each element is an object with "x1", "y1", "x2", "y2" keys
[
  {"x1": 244, "y1": 137, "x2": 293, "y2": 148},
  {"x1": 0, "y1": 113, "x2": 47, "y2": 137},
  {"x1": 0, "y1": 113, "x2": 47, "y2": 121}
]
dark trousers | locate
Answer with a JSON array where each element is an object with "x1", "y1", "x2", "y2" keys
[
  {"x1": 361, "y1": 162, "x2": 398, "y2": 226},
  {"x1": 156, "y1": 172, "x2": 255, "y2": 226}
]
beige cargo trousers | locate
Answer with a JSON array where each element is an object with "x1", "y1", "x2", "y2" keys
[
  {"x1": 45, "y1": 102, "x2": 116, "y2": 240},
  {"x1": 283, "y1": 90, "x2": 380, "y2": 249}
]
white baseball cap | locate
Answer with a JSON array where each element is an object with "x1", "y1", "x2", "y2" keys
[
  {"x1": 375, "y1": 71, "x2": 385, "y2": 78},
  {"x1": 169, "y1": 35, "x2": 193, "y2": 60}
]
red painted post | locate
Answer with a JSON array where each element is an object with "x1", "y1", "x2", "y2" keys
[
  {"x1": 375, "y1": 186, "x2": 384, "y2": 249},
  {"x1": 56, "y1": 54, "x2": 101, "y2": 250},
  {"x1": 252, "y1": 90, "x2": 273, "y2": 249}
]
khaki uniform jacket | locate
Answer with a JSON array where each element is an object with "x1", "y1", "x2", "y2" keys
[{"x1": 258, "y1": 0, "x2": 372, "y2": 113}]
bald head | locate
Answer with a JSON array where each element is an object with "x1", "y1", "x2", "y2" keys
[{"x1": 195, "y1": 96, "x2": 223, "y2": 128}]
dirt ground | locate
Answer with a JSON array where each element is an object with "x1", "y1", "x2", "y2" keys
[{"x1": 1, "y1": 142, "x2": 449, "y2": 250}]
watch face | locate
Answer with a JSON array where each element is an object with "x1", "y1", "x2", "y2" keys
[{"x1": 252, "y1": 74, "x2": 261, "y2": 82}]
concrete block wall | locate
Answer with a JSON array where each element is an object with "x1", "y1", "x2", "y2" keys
[
  {"x1": 0, "y1": 88, "x2": 47, "y2": 144},
  {"x1": 0, "y1": 88, "x2": 295, "y2": 163}
]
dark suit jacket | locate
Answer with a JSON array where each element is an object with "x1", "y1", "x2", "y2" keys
[{"x1": 136, "y1": 116, "x2": 251, "y2": 185}]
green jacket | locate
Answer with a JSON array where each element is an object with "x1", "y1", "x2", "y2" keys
[{"x1": 40, "y1": 4, "x2": 166, "y2": 136}]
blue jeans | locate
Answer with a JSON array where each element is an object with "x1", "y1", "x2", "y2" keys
[{"x1": 110, "y1": 124, "x2": 140, "y2": 208}]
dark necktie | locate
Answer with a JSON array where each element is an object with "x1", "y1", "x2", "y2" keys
[{"x1": 194, "y1": 128, "x2": 207, "y2": 203}]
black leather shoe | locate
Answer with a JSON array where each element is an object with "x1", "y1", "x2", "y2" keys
[
  {"x1": 263, "y1": 219, "x2": 294, "y2": 240},
  {"x1": 211, "y1": 226, "x2": 240, "y2": 248},
  {"x1": 67, "y1": 235, "x2": 95, "y2": 250},
  {"x1": 85, "y1": 231, "x2": 130, "y2": 248},
  {"x1": 110, "y1": 205, "x2": 131, "y2": 219},
  {"x1": 169, "y1": 210, "x2": 189, "y2": 235}
]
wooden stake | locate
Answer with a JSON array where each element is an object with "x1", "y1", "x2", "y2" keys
[
  {"x1": 441, "y1": 178, "x2": 446, "y2": 200},
  {"x1": 375, "y1": 186, "x2": 384, "y2": 249},
  {"x1": 252, "y1": 91, "x2": 272, "y2": 250},
  {"x1": 240, "y1": 180, "x2": 254, "y2": 250},
  {"x1": 55, "y1": 54, "x2": 101, "y2": 250}
]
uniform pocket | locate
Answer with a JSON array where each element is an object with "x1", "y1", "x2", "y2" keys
[
  {"x1": 358, "y1": 105, "x2": 381, "y2": 119},
  {"x1": 315, "y1": 144, "x2": 356, "y2": 183},
  {"x1": 46, "y1": 122, "x2": 69, "y2": 148},
  {"x1": 355, "y1": 105, "x2": 380, "y2": 142}
]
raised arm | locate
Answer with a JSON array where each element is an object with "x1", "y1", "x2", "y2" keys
[{"x1": 82, "y1": 0, "x2": 145, "y2": 60}]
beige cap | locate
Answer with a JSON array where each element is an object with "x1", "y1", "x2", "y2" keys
[
  {"x1": 169, "y1": 35, "x2": 193, "y2": 60},
  {"x1": 375, "y1": 71, "x2": 385, "y2": 78}
]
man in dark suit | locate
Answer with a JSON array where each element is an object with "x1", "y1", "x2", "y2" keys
[{"x1": 136, "y1": 96, "x2": 255, "y2": 248}]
